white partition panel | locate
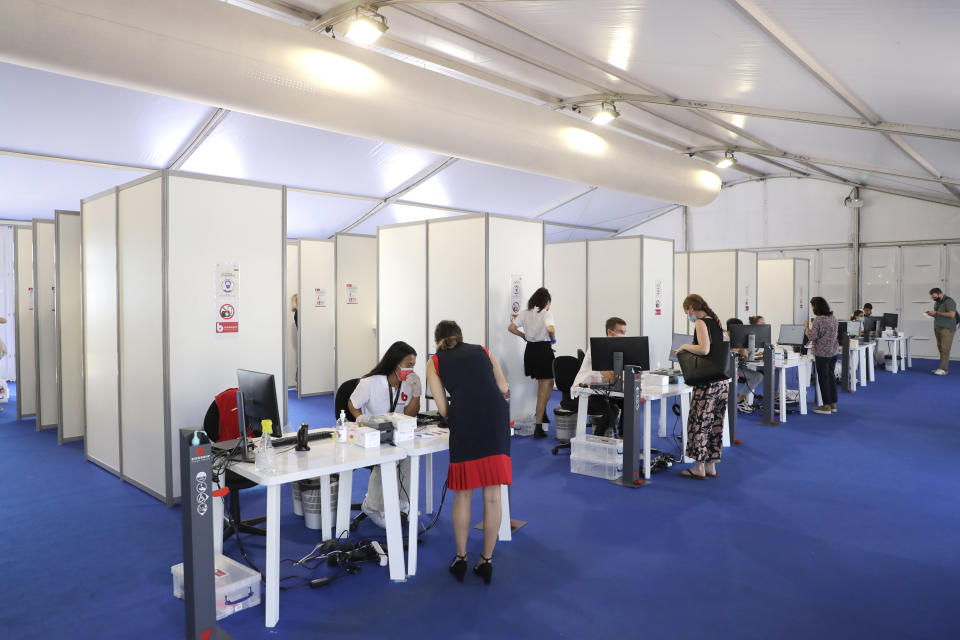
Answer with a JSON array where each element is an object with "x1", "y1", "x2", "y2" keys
[
  {"x1": 167, "y1": 174, "x2": 283, "y2": 501},
  {"x1": 860, "y1": 247, "x2": 899, "y2": 316},
  {"x1": 14, "y1": 226, "x2": 36, "y2": 419},
  {"x1": 642, "y1": 237, "x2": 674, "y2": 368},
  {"x1": 117, "y1": 177, "x2": 166, "y2": 499},
  {"x1": 758, "y1": 258, "x2": 796, "y2": 340},
  {"x1": 821, "y1": 249, "x2": 855, "y2": 319},
  {"x1": 299, "y1": 239, "x2": 336, "y2": 396},
  {"x1": 0, "y1": 226, "x2": 15, "y2": 383},
  {"x1": 794, "y1": 259, "x2": 810, "y2": 325},
  {"x1": 587, "y1": 238, "x2": 642, "y2": 340},
  {"x1": 947, "y1": 245, "x2": 960, "y2": 358},
  {"x1": 82, "y1": 191, "x2": 121, "y2": 475},
  {"x1": 33, "y1": 219, "x2": 58, "y2": 430},
  {"x1": 285, "y1": 240, "x2": 298, "y2": 390},
  {"x1": 689, "y1": 251, "x2": 737, "y2": 326},
  {"x1": 544, "y1": 241, "x2": 587, "y2": 358},
  {"x1": 55, "y1": 211, "x2": 83, "y2": 443},
  {"x1": 674, "y1": 252, "x2": 688, "y2": 334},
  {"x1": 901, "y1": 246, "x2": 941, "y2": 358},
  {"x1": 487, "y1": 216, "x2": 543, "y2": 423},
  {"x1": 378, "y1": 223, "x2": 427, "y2": 386},
  {"x1": 428, "y1": 217, "x2": 486, "y2": 346},
  {"x1": 736, "y1": 251, "x2": 758, "y2": 323},
  {"x1": 335, "y1": 234, "x2": 377, "y2": 390}
]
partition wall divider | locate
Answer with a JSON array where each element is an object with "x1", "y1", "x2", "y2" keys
[
  {"x1": 55, "y1": 210, "x2": 83, "y2": 444},
  {"x1": 297, "y1": 237, "x2": 336, "y2": 398},
  {"x1": 13, "y1": 225, "x2": 36, "y2": 421},
  {"x1": 32, "y1": 218, "x2": 58, "y2": 431}
]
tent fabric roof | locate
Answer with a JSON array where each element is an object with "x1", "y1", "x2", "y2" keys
[{"x1": 1, "y1": 0, "x2": 957, "y2": 234}]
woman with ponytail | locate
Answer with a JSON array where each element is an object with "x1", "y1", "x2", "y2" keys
[
  {"x1": 427, "y1": 320, "x2": 511, "y2": 585},
  {"x1": 675, "y1": 294, "x2": 730, "y2": 480}
]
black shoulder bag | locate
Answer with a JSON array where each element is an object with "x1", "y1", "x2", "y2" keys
[{"x1": 677, "y1": 342, "x2": 730, "y2": 386}]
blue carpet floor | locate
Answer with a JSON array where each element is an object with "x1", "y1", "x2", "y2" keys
[{"x1": 1, "y1": 362, "x2": 958, "y2": 640}]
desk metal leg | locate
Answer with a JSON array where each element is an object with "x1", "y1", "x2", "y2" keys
[
  {"x1": 498, "y1": 484, "x2": 512, "y2": 541},
  {"x1": 406, "y1": 455, "x2": 420, "y2": 577},
  {"x1": 799, "y1": 361, "x2": 808, "y2": 415},
  {"x1": 658, "y1": 398, "x2": 667, "y2": 438},
  {"x1": 319, "y1": 474, "x2": 332, "y2": 541},
  {"x1": 575, "y1": 393, "x2": 588, "y2": 439},
  {"x1": 814, "y1": 363, "x2": 823, "y2": 405},
  {"x1": 643, "y1": 400, "x2": 651, "y2": 480},
  {"x1": 722, "y1": 409, "x2": 730, "y2": 447},
  {"x1": 379, "y1": 460, "x2": 406, "y2": 581},
  {"x1": 335, "y1": 469, "x2": 353, "y2": 540},
  {"x1": 779, "y1": 368, "x2": 787, "y2": 423},
  {"x1": 681, "y1": 392, "x2": 692, "y2": 463},
  {"x1": 891, "y1": 340, "x2": 899, "y2": 374},
  {"x1": 868, "y1": 345, "x2": 876, "y2": 381},
  {"x1": 906, "y1": 338, "x2": 912, "y2": 368},
  {"x1": 859, "y1": 350, "x2": 867, "y2": 387},
  {"x1": 425, "y1": 453, "x2": 434, "y2": 515},
  {"x1": 264, "y1": 484, "x2": 281, "y2": 627}
]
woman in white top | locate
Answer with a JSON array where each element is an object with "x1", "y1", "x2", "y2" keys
[
  {"x1": 348, "y1": 341, "x2": 421, "y2": 528},
  {"x1": 507, "y1": 287, "x2": 555, "y2": 439}
]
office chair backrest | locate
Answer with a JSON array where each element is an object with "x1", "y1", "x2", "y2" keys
[
  {"x1": 334, "y1": 378, "x2": 361, "y2": 419},
  {"x1": 576, "y1": 349, "x2": 586, "y2": 367},
  {"x1": 553, "y1": 356, "x2": 580, "y2": 411},
  {"x1": 203, "y1": 387, "x2": 243, "y2": 442}
]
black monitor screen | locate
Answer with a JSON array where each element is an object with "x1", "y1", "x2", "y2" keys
[
  {"x1": 845, "y1": 321, "x2": 861, "y2": 337},
  {"x1": 862, "y1": 315, "x2": 881, "y2": 337},
  {"x1": 730, "y1": 324, "x2": 772, "y2": 349},
  {"x1": 778, "y1": 324, "x2": 806, "y2": 346},
  {"x1": 882, "y1": 312, "x2": 898, "y2": 330},
  {"x1": 237, "y1": 369, "x2": 282, "y2": 437},
  {"x1": 590, "y1": 336, "x2": 650, "y2": 372}
]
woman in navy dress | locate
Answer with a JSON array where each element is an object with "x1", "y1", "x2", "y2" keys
[{"x1": 427, "y1": 320, "x2": 511, "y2": 584}]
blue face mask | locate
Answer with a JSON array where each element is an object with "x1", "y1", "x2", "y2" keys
[{"x1": 688, "y1": 313, "x2": 697, "y2": 323}]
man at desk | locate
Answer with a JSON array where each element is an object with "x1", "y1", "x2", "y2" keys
[{"x1": 573, "y1": 317, "x2": 626, "y2": 437}]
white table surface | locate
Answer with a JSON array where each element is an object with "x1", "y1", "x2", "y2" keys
[{"x1": 228, "y1": 438, "x2": 409, "y2": 627}]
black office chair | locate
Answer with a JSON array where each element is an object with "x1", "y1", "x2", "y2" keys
[
  {"x1": 203, "y1": 389, "x2": 265, "y2": 540},
  {"x1": 551, "y1": 355, "x2": 580, "y2": 455}
]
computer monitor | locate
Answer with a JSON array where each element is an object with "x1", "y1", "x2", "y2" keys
[
  {"x1": 590, "y1": 336, "x2": 650, "y2": 372},
  {"x1": 729, "y1": 324, "x2": 772, "y2": 349},
  {"x1": 845, "y1": 321, "x2": 861, "y2": 337},
  {"x1": 669, "y1": 333, "x2": 692, "y2": 362},
  {"x1": 882, "y1": 312, "x2": 898, "y2": 330},
  {"x1": 237, "y1": 369, "x2": 282, "y2": 437},
  {"x1": 778, "y1": 324, "x2": 806, "y2": 346},
  {"x1": 862, "y1": 315, "x2": 881, "y2": 338}
]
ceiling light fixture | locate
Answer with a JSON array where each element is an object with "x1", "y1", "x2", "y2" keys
[
  {"x1": 716, "y1": 151, "x2": 737, "y2": 169},
  {"x1": 344, "y1": 9, "x2": 388, "y2": 45},
  {"x1": 591, "y1": 101, "x2": 620, "y2": 125}
]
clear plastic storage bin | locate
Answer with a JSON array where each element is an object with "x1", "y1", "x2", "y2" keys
[
  {"x1": 570, "y1": 455, "x2": 622, "y2": 480},
  {"x1": 172, "y1": 553, "x2": 261, "y2": 620},
  {"x1": 570, "y1": 435, "x2": 623, "y2": 463}
]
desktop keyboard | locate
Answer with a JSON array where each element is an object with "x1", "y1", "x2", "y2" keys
[{"x1": 273, "y1": 430, "x2": 334, "y2": 447}]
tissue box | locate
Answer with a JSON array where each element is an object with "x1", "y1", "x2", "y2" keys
[
  {"x1": 353, "y1": 426, "x2": 381, "y2": 448},
  {"x1": 380, "y1": 412, "x2": 417, "y2": 432},
  {"x1": 641, "y1": 373, "x2": 669, "y2": 387}
]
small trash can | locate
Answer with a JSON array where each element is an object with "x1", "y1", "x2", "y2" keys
[{"x1": 299, "y1": 476, "x2": 339, "y2": 530}]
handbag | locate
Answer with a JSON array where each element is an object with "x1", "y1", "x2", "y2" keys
[{"x1": 677, "y1": 342, "x2": 730, "y2": 386}]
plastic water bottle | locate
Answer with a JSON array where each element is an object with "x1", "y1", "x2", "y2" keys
[
  {"x1": 255, "y1": 419, "x2": 276, "y2": 473},
  {"x1": 336, "y1": 410, "x2": 348, "y2": 443}
]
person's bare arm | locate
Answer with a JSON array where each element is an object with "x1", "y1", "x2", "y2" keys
[
  {"x1": 678, "y1": 319, "x2": 710, "y2": 356},
  {"x1": 347, "y1": 400, "x2": 362, "y2": 420},
  {"x1": 507, "y1": 322, "x2": 525, "y2": 339},
  {"x1": 487, "y1": 351, "x2": 509, "y2": 396},
  {"x1": 404, "y1": 397, "x2": 420, "y2": 417},
  {"x1": 427, "y1": 359, "x2": 448, "y2": 417}
]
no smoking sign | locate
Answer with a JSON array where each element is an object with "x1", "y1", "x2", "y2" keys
[{"x1": 219, "y1": 304, "x2": 235, "y2": 320}]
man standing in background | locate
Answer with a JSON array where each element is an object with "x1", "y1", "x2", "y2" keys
[{"x1": 926, "y1": 288, "x2": 957, "y2": 376}]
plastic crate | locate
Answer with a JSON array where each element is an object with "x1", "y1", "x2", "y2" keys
[
  {"x1": 570, "y1": 435, "x2": 623, "y2": 463},
  {"x1": 172, "y1": 554, "x2": 261, "y2": 620},
  {"x1": 570, "y1": 455, "x2": 622, "y2": 480}
]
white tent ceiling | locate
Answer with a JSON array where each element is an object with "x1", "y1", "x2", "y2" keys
[{"x1": 0, "y1": 0, "x2": 958, "y2": 235}]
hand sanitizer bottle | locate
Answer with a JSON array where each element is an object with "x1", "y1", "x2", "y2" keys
[{"x1": 336, "y1": 410, "x2": 348, "y2": 443}]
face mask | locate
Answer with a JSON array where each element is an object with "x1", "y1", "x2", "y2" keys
[
  {"x1": 398, "y1": 367, "x2": 414, "y2": 381},
  {"x1": 687, "y1": 313, "x2": 697, "y2": 323}
]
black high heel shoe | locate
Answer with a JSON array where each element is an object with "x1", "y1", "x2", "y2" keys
[
  {"x1": 449, "y1": 554, "x2": 467, "y2": 582},
  {"x1": 473, "y1": 555, "x2": 493, "y2": 585}
]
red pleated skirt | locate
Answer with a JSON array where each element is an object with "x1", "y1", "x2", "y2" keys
[{"x1": 447, "y1": 454, "x2": 512, "y2": 490}]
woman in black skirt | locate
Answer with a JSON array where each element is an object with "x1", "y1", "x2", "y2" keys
[
  {"x1": 427, "y1": 320, "x2": 511, "y2": 584},
  {"x1": 507, "y1": 287, "x2": 555, "y2": 438}
]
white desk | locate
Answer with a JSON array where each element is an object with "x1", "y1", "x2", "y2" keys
[
  {"x1": 746, "y1": 355, "x2": 813, "y2": 422},
  {"x1": 876, "y1": 335, "x2": 912, "y2": 373},
  {"x1": 229, "y1": 440, "x2": 409, "y2": 627},
  {"x1": 849, "y1": 344, "x2": 868, "y2": 391},
  {"x1": 571, "y1": 383, "x2": 695, "y2": 477}
]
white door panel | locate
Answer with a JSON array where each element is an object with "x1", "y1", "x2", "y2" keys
[
  {"x1": 860, "y1": 247, "x2": 898, "y2": 315},
  {"x1": 901, "y1": 245, "x2": 941, "y2": 358},
  {"x1": 820, "y1": 249, "x2": 854, "y2": 317}
]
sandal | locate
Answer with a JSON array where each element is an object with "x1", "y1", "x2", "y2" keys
[
  {"x1": 473, "y1": 554, "x2": 493, "y2": 585},
  {"x1": 449, "y1": 554, "x2": 467, "y2": 582},
  {"x1": 679, "y1": 469, "x2": 706, "y2": 480}
]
